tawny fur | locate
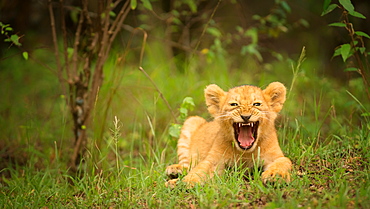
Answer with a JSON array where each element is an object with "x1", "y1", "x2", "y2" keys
[{"x1": 165, "y1": 82, "x2": 292, "y2": 187}]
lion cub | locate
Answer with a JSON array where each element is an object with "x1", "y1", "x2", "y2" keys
[{"x1": 165, "y1": 82, "x2": 291, "y2": 187}]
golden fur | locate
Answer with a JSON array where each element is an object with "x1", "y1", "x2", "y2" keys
[{"x1": 165, "y1": 82, "x2": 292, "y2": 187}]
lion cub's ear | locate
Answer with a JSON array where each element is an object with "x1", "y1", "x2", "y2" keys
[
  {"x1": 205, "y1": 84, "x2": 226, "y2": 116},
  {"x1": 263, "y1": 82, "x2": 286, "y2": 113}
]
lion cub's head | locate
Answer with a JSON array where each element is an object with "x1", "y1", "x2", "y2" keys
[{"x1": 204, "y1": 82, "x2": 286, "y2": 152}]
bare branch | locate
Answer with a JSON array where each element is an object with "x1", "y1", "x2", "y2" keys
[
  {"x1": 47, "y1": 0, "x2": 62, "y2": 76},
  {"x1": 59, "y1": 0, "x2": 70, "y2": 78},
  {"x1": 108, "y1": 0, "x2": 130, "y2": 45}
]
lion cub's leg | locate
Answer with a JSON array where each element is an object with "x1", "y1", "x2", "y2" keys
[
  {"x1": 261, "y1": 156, "x2": 292, "y2": 183},
  {"x1": 182, "y1": 157, "x2": 225, "y2": 187},
  {"x1": 165, "y1": 116, "x2": 207, "y2": 181},
  {"x1": 165, "y1": 164, "x2": 186, "y2": 179}
]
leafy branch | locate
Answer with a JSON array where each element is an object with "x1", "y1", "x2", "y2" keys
[
  {"x1": 322, "y1": 0, "x2": 370, "y2": 101},
  {"x1": 1, "y1": 22, "x2": 28, "y2": 60}
]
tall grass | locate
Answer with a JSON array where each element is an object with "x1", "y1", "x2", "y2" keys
[{"x1": 0, "y1": 41, "x2": 369, "y2": 208}]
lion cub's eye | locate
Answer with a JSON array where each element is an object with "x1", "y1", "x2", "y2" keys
[
  {"x1": 230, "y1": 103, "x2": 239, "y2": 107},
  {"x1": 253, "y1": 102, "x2": 261, "y2": 106}
]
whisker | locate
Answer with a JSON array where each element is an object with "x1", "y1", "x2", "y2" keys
[{"x1": 215, "y1": 113, "x2": 231, "y2": 120}]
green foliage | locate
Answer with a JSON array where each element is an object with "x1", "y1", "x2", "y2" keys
[
  {"x1": 322, "y1": 0, "x2": 366, "y2": 18},
  {"x1": 142, "y1": 0, "x2": 153, "y2": 10},
  {"x1": 22, "y1": 51, "x2": 29, "y2": 60},
  {"x1": 203, "y1": 0, "x2": 308, "y2": 63},
  {"x1": 338, "y1": 0, "x2": 365, "y2": 18},
  {"x1": 178, "y1": 97, "x2": 195, "y2": 122},
  {"x1": 1, "y1": 22, "x2": 28, "y2": 60},
  {"x1": 169, "y1": 97, "x2": 195, "y2": 138},
  {"x1": 252, "y1": 0, "x2": 292, "y2": 38},
  {"x1": 1, "y1": 22, "x2": 22, "y2": 46},
  {"x1": 334, "y1": 43, "x2": 352, "y2": 62},
  {"x1": 322, "y1": 0, "x2": 370, "y2": 101},
  {"x1": 131, "y1": 0, "x2": 137, "y2": 10}
]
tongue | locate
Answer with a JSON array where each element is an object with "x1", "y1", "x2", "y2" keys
[{"x1": 238, "y1": 125, "x2": 254, "y2": 147}]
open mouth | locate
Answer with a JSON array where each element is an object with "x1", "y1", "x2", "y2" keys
[{"x1": 233, "y1": 122, "x2": 259, "y2": 150}]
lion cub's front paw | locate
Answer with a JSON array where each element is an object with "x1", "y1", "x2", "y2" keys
[
  {"x1": 165, "y1": 164, "x2": 186, "y2": 179},
  {"x1": 182, "y1": 173, "x2": 203, "y2": 188},
  {"x1": 262, "y1": 157, "x2": 292, "y2": 184},
  {"x1": 261, "y1": 168, "x2": 291, "y2": 183},
  {"x1": 165, "y1": 179, "x2": 179, "y2": 188}
]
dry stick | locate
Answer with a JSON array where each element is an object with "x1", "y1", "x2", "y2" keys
[
  {"x1": 97, "y1": 1, "x2": 130, "y2": 85},
  {"x1": 136, "y1": 28, "x2": 147, "y2": 66},
  {"x1": 99, "y1": 0, "x2": 112, "y2": 54},
  {"x1": 47, "y1": 0, "x2": 62, "y2": 77},
  {"x1": 107, "y1": 0, "x2": 130, "y2": 56},
  {"x1": 108, "y1": 0, "x2": 126, "y2": 36},
  {"x1": 59, "y1": 0, "x2": 70, "y2": 78},
  {"x1": 138, "y1": 67, "x2": 178, "y2": 123}
]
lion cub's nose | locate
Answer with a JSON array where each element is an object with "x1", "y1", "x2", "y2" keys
[{"x1": 241, "y1": 115, "x2": 252, "y2": 122}]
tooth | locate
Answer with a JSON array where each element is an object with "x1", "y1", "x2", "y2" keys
[{"x1": 251, "y1": 123, "x2": 253, "y2": 127}]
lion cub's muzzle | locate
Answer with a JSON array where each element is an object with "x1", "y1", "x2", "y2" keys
[{"x1": 233, "y1": 115, "x2": 259, "y2": 150}]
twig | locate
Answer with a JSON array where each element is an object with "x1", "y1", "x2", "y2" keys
[
  {"x1": 47, "y1": 0, "x2": 62, "y2": 79},
  {"x1": 133, "y1": 27, "x2": 148, "y2": 66},
  {"x1": 191, "y1": 0, "x2": 222, "y2": 57},
  {"x1": 138, "y1": 66, "x2": 177, "y2": 123},
  {"x1": 59, "y1": 0, "x2": 69, "y2": 78},
  {"x1": 107, "y1": 0, "x2": 131, "y2": 56}
]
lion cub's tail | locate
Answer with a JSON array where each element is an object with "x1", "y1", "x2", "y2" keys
[{"x1": 177, "y1": 116, "x2": 207, "y2": 169}]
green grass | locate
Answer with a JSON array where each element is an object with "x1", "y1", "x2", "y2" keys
[{"x1": 0, "y1": 43, "x2": 369, "y2": 208}]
